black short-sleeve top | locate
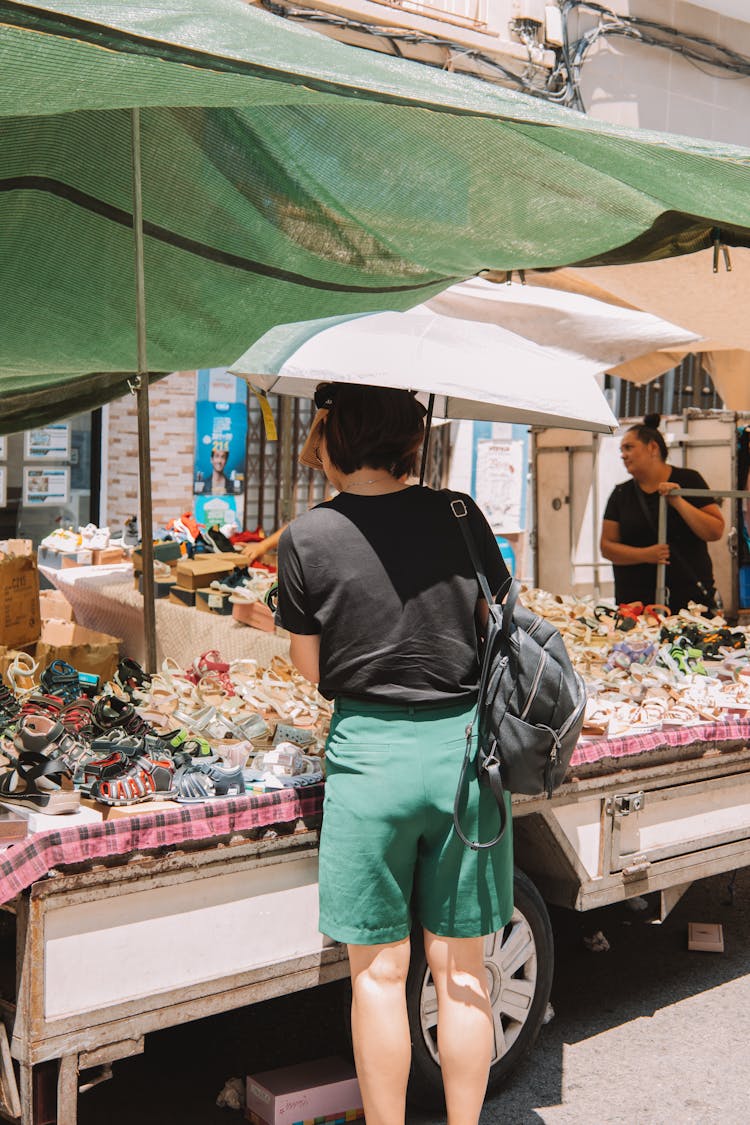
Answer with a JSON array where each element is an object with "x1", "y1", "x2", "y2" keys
[
  {"x1": 603, "y1": 465, "x2": 717, "y2": 610},
  {"x1": 275, "y1": 486, "x2": 509, "y2": 704}
]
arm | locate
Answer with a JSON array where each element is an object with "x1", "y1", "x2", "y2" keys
[
  {"x1": 657, "y1": 483, "x2": 724, "y2": 542},
  {"x1": 600, "y1": 519, "x2": 670, "y2": 566},
  {"x1": 242, "y1": 525, "x2": 286, "y2": 563},
  {"x1": 289, "y1": 633, "x2": 320, "y2": 684}
]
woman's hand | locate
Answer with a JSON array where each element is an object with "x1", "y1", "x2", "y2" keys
[{"x1": 642, "y1": 542, "x2": 670, "y2": 564}]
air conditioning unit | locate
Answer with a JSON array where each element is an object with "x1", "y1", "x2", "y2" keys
[{"x1": 510, "y1": 0, "x2": 546, "y2": 22}]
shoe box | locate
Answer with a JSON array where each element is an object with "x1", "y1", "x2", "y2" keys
[
  {"x1": 132, "y1": 540, "x2": 184, "y2": 572},
  {"x1": 245, "y1": 1056, "x2": 362, "y2": 1125},
  {"x1": 79, "y1": 797, "x2": 181, "y2": 821},
  {"x1": 232, "y1": 600, "x2": 277, "y2": 633},
  {"x1": 39, "y1": 545, "x2": 125, "y2": 569},
  {"x1": 195, "y1": 589, "x2": 234, "y2": 615},
  {"x1": 37, "y1": 545, "x2": 79, "y2": 570},
  {"x1": 137, "y1": 573, "x2": 176, "y2": 599},
  {"x1": 176, "y1": 553, "x2": 241, "y2": 591},
  {"x1": 168, "y1": 585, "x2": 197, "y2": 608}
]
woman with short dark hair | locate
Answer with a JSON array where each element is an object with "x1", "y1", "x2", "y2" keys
[
  {"x1": 276, "y1": 382, "x2": 513, "y2": 1125},
  {"x1": 601, "y1": 413, "x2": 724, "y2": 612}
]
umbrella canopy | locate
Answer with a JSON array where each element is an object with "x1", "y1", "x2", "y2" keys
[
  {"x1": 503, "y1": 250, "x2": 750, "y2": 408},
  {"x1": 4, "y1": 0, "x2": 750, "y2": 430},
  {"x1": 230, "y1": 276, "x2": 703, "y2": 432}
]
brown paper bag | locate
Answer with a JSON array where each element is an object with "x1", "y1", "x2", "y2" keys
[{"x1": 0, "y1": 555, "x2": 41, "y2": 648}]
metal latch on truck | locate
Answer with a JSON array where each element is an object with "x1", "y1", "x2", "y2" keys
[{"x1": 606, "y1": 792, "x2": 645, "y2": 816}]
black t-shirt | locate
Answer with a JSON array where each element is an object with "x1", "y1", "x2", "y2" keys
[
  {"x1": 276, "y1": 486, "x2": 509, "y2": 704},
  {"x1": 603, "y1": 466, "x2": 717, "y2": 611}
]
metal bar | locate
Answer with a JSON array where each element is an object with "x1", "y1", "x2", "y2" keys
[
  {"x1": 591, "y1": 432, "x2": 601, "y2": 596},
  {"x1": 279, "y1": 396, "x2": 294, "y2": 524},
  {"x1": 418, "y1": 394, "x2": 435, "y2": 486},
  {"x1": 654, "y1": 487, "x2": 750, "y2": 607},
  {"x1": 130, "y1": 107, "x2": 157, "y2": 674},
  {"x1": 655, "y1": 493, "x2": 668, "y2": 606}
]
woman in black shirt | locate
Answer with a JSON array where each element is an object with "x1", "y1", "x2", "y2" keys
[
  {"x1": 276, "y1": 383, "x2": 512, "y2": 1125},
  {"x1": 601, "y1": 414, "x2": 724, "y2": 612}
]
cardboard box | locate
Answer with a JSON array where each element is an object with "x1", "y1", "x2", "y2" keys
[
  {"x1": 39, "y1": 589, "x2": 76, "y2": 623},
  {"x1": 688, "y1": 922, "x2": 724, "y2": 952},
  {"x1": 132, "y1": 542, "x2": 184, "y2": 571},
  {"x1": 245, "y1": 1057, "x2": 362, "y2": 1125},
  {"x1": 80, "y1": 797, "x2": 180, "y2": 821},
  {"x1": 0, "y1": 554, "x2": 41, "y2": 648},
  {"x1": 168, "y1": 585, "x2": 197, "y2": 608},
  {"x1": 37, "y1": 546, "x2": 78, "y2": 570},
  {"x1": 196, "y1": 589, "x2": 234, "y2": 616},
  {"x1": 137, "y1": 574, "x2": 175, "y2": 599},
  {"x1": 232, "y1": 601, "x2": 276, "y2": 633},
  {"x1": 36, "y1": 621, "x2": 122, "y2": 682},
  {"x1": 92, "y1": 546, "x2": 125, "y2": 566},
  {"x1": 176, "y1": 554, "x2": 240, "y2": 591}
]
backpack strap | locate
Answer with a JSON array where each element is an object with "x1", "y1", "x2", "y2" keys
[{"x1": 447, "y1": 492, "x2": 511, "y2": 851}]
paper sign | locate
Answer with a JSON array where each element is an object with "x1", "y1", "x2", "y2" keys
[
  {"x1": 0, "y1": 436, "x2": 6, "y2": 460},
  {"x1": 24, "y1": 424, "x2": 71, "y2": 460},
  {"x1": 475, "y1": 439, "x2": 524, "y2": 534},
  {"x1": 22, "y1": 466, "x2": 70, "y2": 506}
]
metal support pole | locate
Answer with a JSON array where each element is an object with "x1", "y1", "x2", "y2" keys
[
  {"x1": 279, "y1": 395, "x2": 294, "y2": 524},
  {"x1": 131, "y1": 108, "x2": 157, "y2": 674},
  {"x1": 419, "y1": 394, "x2": 435, "y2": 486},
  {"x1": 655, "y1": 494, "x2": 668, "y2": 607},
  {"x1": 654, "y1": 487, "x2": 750, "y2": 609},
  {"x1": 591, "y1": 432, "x2": 601, "y2": 597}
]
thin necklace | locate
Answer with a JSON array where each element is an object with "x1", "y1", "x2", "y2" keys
[{"x1": 344, "y1": 474, "x2": 396, "y2": 492}]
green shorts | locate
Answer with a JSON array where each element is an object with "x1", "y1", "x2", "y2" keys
[{"x1": 318, "y1": 697, "x2": 513, "y2": 946}]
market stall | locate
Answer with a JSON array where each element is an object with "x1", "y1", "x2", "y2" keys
[{"x1": 37, "y1": 565, "x2": 289, "y2": 668}]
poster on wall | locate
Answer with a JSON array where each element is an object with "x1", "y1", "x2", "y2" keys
[
  {"x1": 193, "y1": 369, "x2": 247, "y2": 531},
  {"x1": 22, "y1": 466, "x2": 70, "y2": 506},
  {"x1": 0, "y1": 467, "x2": 6, "y2": 508},
  {"x1": 24, "y1": 423, "x2": 71, "y2": 461},
  {"x1": 474, "y1": 439, "x2": 525, "y2": 534},
  {"x1": 0, "y1": 436, "x2": 6, "y2": 460}
]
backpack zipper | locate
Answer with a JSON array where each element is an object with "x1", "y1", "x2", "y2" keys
[{"x1": 520, "y1": 650, "x2": 547, "y2": 721}]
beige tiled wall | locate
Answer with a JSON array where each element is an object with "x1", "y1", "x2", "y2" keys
[
  {"x1": 105, "y1": 371, "x2": 196, "y2": 536},
  {"x1": 578, "y1": 1, "x2": 750, "y2": 145}
]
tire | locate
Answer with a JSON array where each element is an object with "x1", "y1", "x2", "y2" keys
[{"x1": 406, "y1": 868, "x2": 554, "y2": 1110}]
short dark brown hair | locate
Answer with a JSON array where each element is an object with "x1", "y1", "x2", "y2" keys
[{"x1": 319, "y1": 383, "x2": 426, "y2": 478}]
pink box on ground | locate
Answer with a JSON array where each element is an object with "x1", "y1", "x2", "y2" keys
[{"x1": 245, "y1": 1056, "x2": 362, "y2": 1125}]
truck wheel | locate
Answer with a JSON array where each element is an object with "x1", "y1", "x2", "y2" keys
[{"x1": 406, "y1": 868, "x2": 554, "y2": 1109}]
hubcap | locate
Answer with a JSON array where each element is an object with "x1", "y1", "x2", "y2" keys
[{"x1": 419, "y1": 907, "x2": 538, "y2": 1065}]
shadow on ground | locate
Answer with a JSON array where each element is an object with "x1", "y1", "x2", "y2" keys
[{"x1": 78, "y1": 869, "x2": 749, "y2": 1125}]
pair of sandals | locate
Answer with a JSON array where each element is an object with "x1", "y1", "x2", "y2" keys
[
  {"x1": 0, "y1": 714, "x2": 82, "y2": 814},
  {"x1": 82, "y1": 736, "x2": 244, "y2": 806}
]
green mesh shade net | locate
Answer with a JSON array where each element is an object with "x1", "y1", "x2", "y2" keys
[{"x1": 3, "y1": 0, "x2": 750, "y2": 431}]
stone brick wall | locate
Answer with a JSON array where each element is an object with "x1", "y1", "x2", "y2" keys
[{"x1": 105, "y1": 370, "x2": 196, "y2": 535}]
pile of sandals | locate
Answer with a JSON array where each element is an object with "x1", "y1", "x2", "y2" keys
[{"x1": 0, "y1": 650, "x2": 326, "y2": 815}]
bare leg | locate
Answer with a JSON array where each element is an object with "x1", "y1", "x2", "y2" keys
[
  {"x1": 348, "y1": 937, "x2": 412, "y2": 1125},
  {"x1": 424, "y1": 929, "x2": 493, "y2": 1125}
]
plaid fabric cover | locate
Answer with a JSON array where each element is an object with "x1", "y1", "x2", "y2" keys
[
  {"x1": 0, "y1": 785, "x2": 323, "y2": 907},
  {"x1": 571, "y1": 719, "x2": 750, "y2": 768}
]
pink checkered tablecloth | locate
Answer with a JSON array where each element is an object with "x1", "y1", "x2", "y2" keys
[
  {"x1": 570, "y1": 719, "x2": 750, "y2": 768},
  {"x1": 0, "y1": 784, "x2": 323, "y2": 906}
]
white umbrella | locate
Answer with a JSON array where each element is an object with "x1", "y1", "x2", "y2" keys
[{"x1": 230, "y1": 277, "x2": 700, "y2": 433}]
